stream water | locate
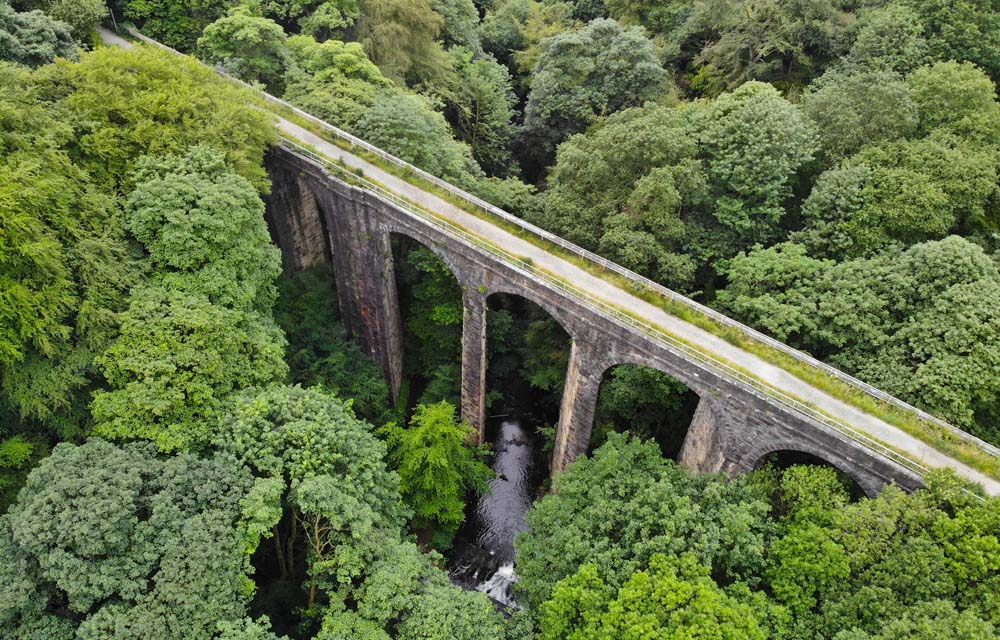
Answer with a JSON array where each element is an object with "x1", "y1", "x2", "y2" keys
[{"x1": 449, "y1": 419, "x2": 541, "y2": 608}]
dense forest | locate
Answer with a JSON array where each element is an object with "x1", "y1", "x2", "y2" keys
[{"x1": 2, "y1": 0, "x2": 1000, "y2": 638}]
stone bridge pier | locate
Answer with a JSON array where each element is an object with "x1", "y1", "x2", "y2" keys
[{"x1": 263, "y1": 146, "x2": 926, "y2": 498}]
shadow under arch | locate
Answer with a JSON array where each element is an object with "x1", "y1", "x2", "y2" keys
[
  {"x1": 389, "y1": 230, "x2": 466, "y2": 412},
  {"x1": 483, "y1": 290, "x2": 573, "y2": 451},
  {"x1": 752, "y1": 448, "x2": 873, "y2": 500},
  {"x1": 587, "y1": 359, "x2": 702, "y2": 461}
]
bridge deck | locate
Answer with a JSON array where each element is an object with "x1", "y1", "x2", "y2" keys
[
  {"x1": 279, "y1": 118, "x2": 1000, "y2": 495},
  {"x1": 97, "y1": 27, "x2": 1000, "y2": 495}
]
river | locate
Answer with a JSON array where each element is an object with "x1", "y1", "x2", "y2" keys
[{"x1": 449, "y1": 419, "x2": 541, "y2": 608}]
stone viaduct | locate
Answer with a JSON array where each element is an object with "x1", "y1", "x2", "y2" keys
[{"x1": 264, "y1": 145, "x2": 926, "y2": 498}]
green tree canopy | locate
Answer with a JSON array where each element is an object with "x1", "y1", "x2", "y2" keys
[
  {"x1": 718, "y1": 237, "x2": 1000, "y2": 443},
  {"x1": 355, "y1": 0, "x2": 453, "y2": 86},
  {"x1": 0, "y1": 64, "x2": 137, "y2": 505},
  {"x1": 516, "y1": 433, "x2": 772, "y2": 609},
  {"x1": 217, "y1": 386, "x2": 407, "y2": 598},
  {"x1": 446, "y1": 48, "x2": 517, "y2": 176},
  {"x1": 522, "y1": 17, "x2": 670, "y2": 168},
  {"x1": 695, "y1": 81, "x2": 817, "y2": 243},
  {"x1": 901, "y1": 0, "x2": 1000, "y2": 83},
  {"x1": 380, "y1": 401, "x2": 491, "y2": 549},
  {"x1": 534, "y1": 103, "x2": 700, "y2": 289},
  {"x1": 16, "y1": 0, "x2": 106, "y2": 37},
  {"x1": 91, "y1": 286, "x2": 288, "y2": 452},
  {"x1": 198, "y1": 9, "x2": 290, "y2": 92},
  {"x1": 0, "y1": 439, "x2": 268, "y2": 640},
  {"x1": 0, "y1": 1, "x2": 76, "y2": 66},
  {"x1": 283, "y1": 34, "x2": 390, "y2": 128},
  {"x1": 354, "y1": 90, "x2": 482, "y2": 183},
  {"x1": 539, "y1": 554, "x2": 766, "y2": 640},
  {"x1": 801, "y1": 68, "x2": 918, "y2": 162},
  {"x1": 126, "y1": 146, "x2": 282, "y2": 312},
  {"x1": 34, "y1": 45, "x2": 276, "y2": 191},
  {"x1": 124, "y1": 0, "x2": 233, "y2": 50}
]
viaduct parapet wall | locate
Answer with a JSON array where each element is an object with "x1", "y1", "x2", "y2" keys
[{"x1": 263, "y1": 146, "x2": 924, "y2": 497}]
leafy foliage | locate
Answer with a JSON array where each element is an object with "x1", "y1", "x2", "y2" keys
[
  {"x1": 124, "y1": 0, "x2": 234, "y2": 50},
  {"x1": 17, "y1": 0, "x2": 106, "y2": 37},
  {"x1": 522, "y1": 17, "x2": 669, "y2": 168},
  {"x1": 539, "y1": 554, "x2": 766, "y2": 639},
  {"x1": 274, "y1": 266, "x2": 391, "y2": 424},
  {"x1": 0, "y1": 439, "x2": 263, "y2": 639},
  {"x1": 126, "y1": 146, "x2": 282, "y2": 311},
  {"x1": 34, "y1": 46, "x2": 276, "y2": 191},
  {"x1": 718, "y1": 237, "x2": 1000, "y2": 443},
  {"x1": 516, "y1": 434, "x2": 773, "y2": 609},
  {"x1": 0, "y1": 1, "x2": 76, "y2": 66},
  {"x1": 198, "y1": 9, "x2": 289, "y2": 91},
  {"x1": 91, "y1": 286, "x2": 288, "y2": 452},
  {"x1": 380, "y1": 401, "x2": 492, "y2": 549}
]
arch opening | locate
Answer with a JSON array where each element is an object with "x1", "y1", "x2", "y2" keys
[
  {"x1": 390, "y1": 232, "x2": 465, "y2": 415},
  {"x1": 588, "y1": 364, "x2": 701, "y2": 460},
  {"x1": 484, "y1": 292, "x2": 572, "y2": 447},
  {"x1": 754, "y1": 450, "x2": 868, "y2": 501}
]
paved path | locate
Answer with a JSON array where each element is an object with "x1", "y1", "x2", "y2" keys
[
  {"x1": 281, "y1": 118, "x2": 1000, "y2": 495},
  {"x1": 98, "y1": 28, "x2": 1000, "y2": 494}
]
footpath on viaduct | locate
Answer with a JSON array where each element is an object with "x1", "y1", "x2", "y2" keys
[
  {"x1": 261, "y1": 120, "x2": 1000, "y2": 498},
  {"x1": 100, "y1": 25, "x2": 1000, "y2": 498}
]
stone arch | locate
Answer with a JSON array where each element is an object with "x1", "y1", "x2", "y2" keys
[
  {"x1": 384, "y1": 222, "x2": 471, "y2": 291},
  {"x1": 483, "y1": 282, "x2": 579, "y2": 343},
  {"x1": 587, "y1": 354, "x2": 704, "y2": 460},
  {"x1": 742, "y1": 442, "x2": 883, "y2": 498},
  {"x1": 482, "y1": 288, "x2": 575, "y2": 462}
]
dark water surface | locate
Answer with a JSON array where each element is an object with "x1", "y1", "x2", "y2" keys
[{"x1": 449, "y1": 419, "x2": 542, "y2": 607}]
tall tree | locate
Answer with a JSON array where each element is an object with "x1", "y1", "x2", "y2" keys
[
  {"x1": 90, "y1": 286, "x2": 287, "y2": 452},
  {"x1": 15, "y1": 0, "x2": 106, "y2": 37},
  {"x1": 124, "y1": 0, "x2": 234, "y2": 51},
  {"x1": 355, "y1": 0, "x2": 453, "y2": 86},
  {"x1": 125, "y1": 146, "x2": 282, "y2": 312},
  {"x1": 380, "y1": 401, "x2": 491, "y2": 549},
  {"x1": 198, "y1": 9, "x2": 289, "y2": 92},
  {"x1": 522, "y1": 17, "x2": 670, "y2": 170},
  {"x1": 0, "y1": 1, "x2": 76, "y2": 65},
  {"x1": 283, "y1": 34, "x2": 390, "y2": 128},
  {"x1": 516, "y1": 433, "x2": 772, "y2": 609},
  {"x1": 36, "y1": 46, "x2": 276, "y2": 191},
  {"x1": 718, "y1": 237, "x2": 1000, "y2": 443},
  {"x1": 0, "y1": 440, "x2": 272, "y2": 640}
]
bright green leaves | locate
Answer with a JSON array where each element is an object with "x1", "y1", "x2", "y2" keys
[
  {"x1": 0, "y1": 440, "x2": 260, "y2": 639},
  {"x1": 92, "y1": 146, "x2": 286, "y2": 453},
  {"x1": 127, "y1": 146, "x2": 282, "y2": 311},
  {"x1": 697, "y1": 81, "x2": 817, "y2": 240},
  {"x1": 125, "y1": 0, "x2": 234, "y2": 50},
  {"x1": 355, "y1": 91, "x2": 481, "y2": 184},
  {"x1": 516, "y1": 434, "x2": 772, "y2": 609},
  {"x1": 522, "y1": 17, "x2": 669, "y2": 166},
  {"x1": 540, "y1": 555, "x2": 766, "y2": 640},
  {"x1": 91, "y1": 287, "x2": 287, "y2": 452},
  {"x1": 41, "y1": 46, "x2": 276, "y2": 192},
  {"x1": 719, "y1": 237, "x2": 1000, "y2": 440},
  {"x1": 198, "y1": 9, "x2": 289, "y2": 92},
  {"x1": 380, "y1": 401, "x2": 491, "y2": 549}
]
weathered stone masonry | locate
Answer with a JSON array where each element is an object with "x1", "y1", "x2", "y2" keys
[{"x1": 263, "y1": 146, "x2": 924, "y2": 497}]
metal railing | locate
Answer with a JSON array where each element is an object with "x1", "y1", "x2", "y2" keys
[
  {"x1": 123, "y1": 27, "x2": 1000, "y2": 473},
  {"x1": 280, "y1": 136, "x2": 944, "y2": 483}
]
